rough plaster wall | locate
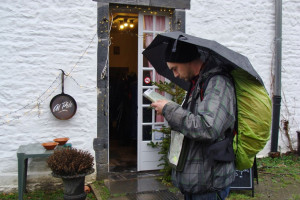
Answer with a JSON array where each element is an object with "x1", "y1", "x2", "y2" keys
[
  {"x1": 0, "y1": 0, "x2": 97, "y2": 191},
  {"x1": 280, "y1": 0, "x2": 300, "y2": 153},
  {"x1": 186, "y1": 0, "x2": 300, "y2": 156}
]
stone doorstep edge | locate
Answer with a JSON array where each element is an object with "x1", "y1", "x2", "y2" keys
[{"x1": 90, "y1": 183, "x2": 103, "y2": 200}]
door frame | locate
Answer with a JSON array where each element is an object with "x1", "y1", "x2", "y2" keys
[{"x1": 94, "y1": 2, "x2": 187, "y2": 179}]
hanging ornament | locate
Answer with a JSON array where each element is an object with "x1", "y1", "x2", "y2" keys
[{"x1": 50, "y1": 70, "x2": 77, "y2": 120}]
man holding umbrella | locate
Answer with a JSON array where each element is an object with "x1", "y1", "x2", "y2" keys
[{"x1": 148, "y1": 37, "x2": 236, "y2": 199}]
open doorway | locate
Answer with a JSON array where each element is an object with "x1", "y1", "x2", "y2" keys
[{"x1": 109, "y1": 13, "x2": 138, "y2": 172}]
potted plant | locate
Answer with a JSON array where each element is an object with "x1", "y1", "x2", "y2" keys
[{"x1": 47, "y1": 148, "x2": 94, "y2": 200}]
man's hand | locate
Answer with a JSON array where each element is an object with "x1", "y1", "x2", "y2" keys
[{"x1": 151, "y1": 100, "x2": 169, "y2": 115}]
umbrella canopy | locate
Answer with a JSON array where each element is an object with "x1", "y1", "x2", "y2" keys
[{"x1": 142, "y1": 31, "x2": 265, "y2": 90}]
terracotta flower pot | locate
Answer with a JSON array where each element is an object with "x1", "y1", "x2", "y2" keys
[
  {"x1": 53, "y1": 137, "x2": 69, "y2": 145},
  {"x1": 42, "y1": 142, "x2": 59, "y2": 150},
  {"x1": 84, "y1": 185, "x2": 91, "y2": 193}
]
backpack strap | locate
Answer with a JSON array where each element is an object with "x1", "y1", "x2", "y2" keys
[
  {"x1": 179, "y1": 70, "x2": 238, "y2": 169},
  {"x1": 198, "y1": 71, "x2": 238, "y2": 139},
  {"x1": 195, "y1": 71, "x2": 238, "y2": 163}
]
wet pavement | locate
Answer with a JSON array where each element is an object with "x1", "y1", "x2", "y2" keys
[
  {"x1": 109, "y1": 190, "x2": 181, "y2": 200},
  {"x1": 95, "y1": 171, "x2": 183, "y2": 200}
]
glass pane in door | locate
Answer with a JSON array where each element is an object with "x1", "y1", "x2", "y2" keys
[
  {"x1": 155, "y1": 16, "x2": 166, "y2": 31},
  {"x1": 142, "y1": 125, "x2": 152, "y2": 141},
  {"x1": 143, "y1": 33, "x2": 153, "y2": 49},
  {"x1": 143, "y1": 15, "x2": 153, "y2": 31},
  {"x1": 143, "y1": 55, "x2": 153, "y2": 68}
]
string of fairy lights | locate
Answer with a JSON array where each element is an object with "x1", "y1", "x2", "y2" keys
[
  {"x1": 110, "y1": 4, "x2": 181, "y2": 42},
  {"x1": 0, "y1": 31, "x2": 98, "y2": 126},
  {"x1": 0, "y1": 4, "x2": 181, "y2": 127},
  {"x1": 0, "y1": 75, "x2": 61, "y2": 126}
]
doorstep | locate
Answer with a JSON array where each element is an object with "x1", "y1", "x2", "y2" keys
[{"x1": 91, "y1": 171, "x2": 183, "y2": 200}]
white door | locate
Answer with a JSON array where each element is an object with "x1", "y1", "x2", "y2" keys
[{"x1": 137, "y1": 14, "x2": 170, "y2": 171}]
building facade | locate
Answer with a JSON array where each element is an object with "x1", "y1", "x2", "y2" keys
[{"x1": 0, "y1": 0, "x2": 299, "y2": 192}]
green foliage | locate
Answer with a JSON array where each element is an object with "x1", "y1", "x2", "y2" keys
[
  {"x1": 148, "y1": 81, "x2": 185, "y2": 184},
  {"x1": 257, "y1": 153, "x2": 300, "y2": 181},
  {"x1": 228, "y1": 153, "x2": 300, "y2": 199},
  {"x1": 0, "y1": 189, "x2": 97, "y2": 200},
  {"x1": 92, "y1": 181, "x2": 110, "y2": 200},
  {"x1": 289, "y1": 194, "x2": 300, "y2": 200},
  {"x1": 150, "y1": 126, "x2": 173, "y2": 183},
  {"x1": 23, "y1": 190, "x2": 64, "y2": 200},
  {"x1": 227, "y1": 191, "x2": 256, "y2": 200}
]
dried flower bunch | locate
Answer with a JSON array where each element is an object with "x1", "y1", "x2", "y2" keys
[{"x1": 47, "y1": 148, "x2": 94, "y2": 176}]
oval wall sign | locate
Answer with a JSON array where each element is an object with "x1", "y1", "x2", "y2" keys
[{"x1": 50, "y1": 94, "x2": 77, "y2": 120}]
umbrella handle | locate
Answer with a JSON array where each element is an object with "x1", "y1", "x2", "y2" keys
[{"x1": 172, "y1": 35, "x2": 188, "y2": 53}]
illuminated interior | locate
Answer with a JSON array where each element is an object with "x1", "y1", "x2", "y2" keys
[{"x1": 109, "y1": 13, "x2": 138, "y2": 172}]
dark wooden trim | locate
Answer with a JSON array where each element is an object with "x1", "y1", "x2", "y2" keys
[
  {"x1": 93, "y1": 0, "x2": 190, "y2": 9},
  {"x1": 109, "y1": 3, "x2": 174, "y2": 15}
]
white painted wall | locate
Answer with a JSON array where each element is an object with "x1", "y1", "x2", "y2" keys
[
  {"x1": 0, "y1": 0, "x2": 97, "y2": 192},
  {"x1": 186, "y1": 0, "x2": 300, "y2": 156},
  {"x1": 280, "y1": 0, "x2": 300, "y2": 153}
]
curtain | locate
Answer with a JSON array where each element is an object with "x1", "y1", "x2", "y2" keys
[{"x1": 156, "y1": 16, "x2": 165, "y2": 31}]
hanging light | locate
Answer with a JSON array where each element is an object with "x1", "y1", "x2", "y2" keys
[
  {"x1": 129, "y1": 19, "x2": 134, "y2": 28},
  {"x1": 119, "y1": 20, "x2": 124, "y2": 30},
  {"x1": 124, "y1": 18, "x2": 128, "y2": 27}
]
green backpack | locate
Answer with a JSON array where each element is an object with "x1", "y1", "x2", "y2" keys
[
  {"x1": 231, "y1": 69, "x2": 272, "y2": 170},
  {"x1": 201, "y1": 69, "x2": 272, "y2": 170}
]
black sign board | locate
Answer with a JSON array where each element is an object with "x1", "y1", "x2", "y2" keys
[
  {"x1": 230, "y1": 168, "x2": 254, "y2": 197},
  {"x1": 230, "y1": 158, "x2": 258, "y2": 197},
  {"x1": 231, "y1": 168, "x2": 252, "y2": 189}
]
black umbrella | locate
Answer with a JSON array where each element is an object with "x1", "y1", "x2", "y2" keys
[{"x1": 142, "y1": 31, "x2": 264, "y2": 90}]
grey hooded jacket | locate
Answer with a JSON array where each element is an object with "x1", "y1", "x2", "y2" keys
[{"x1": 162, "y1": 63, "x2": 236, "y2": 194}]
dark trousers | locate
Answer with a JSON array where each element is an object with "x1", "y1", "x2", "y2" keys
[{"x1": 184, "y1": 187, "x2": 230, "y2": 200}]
